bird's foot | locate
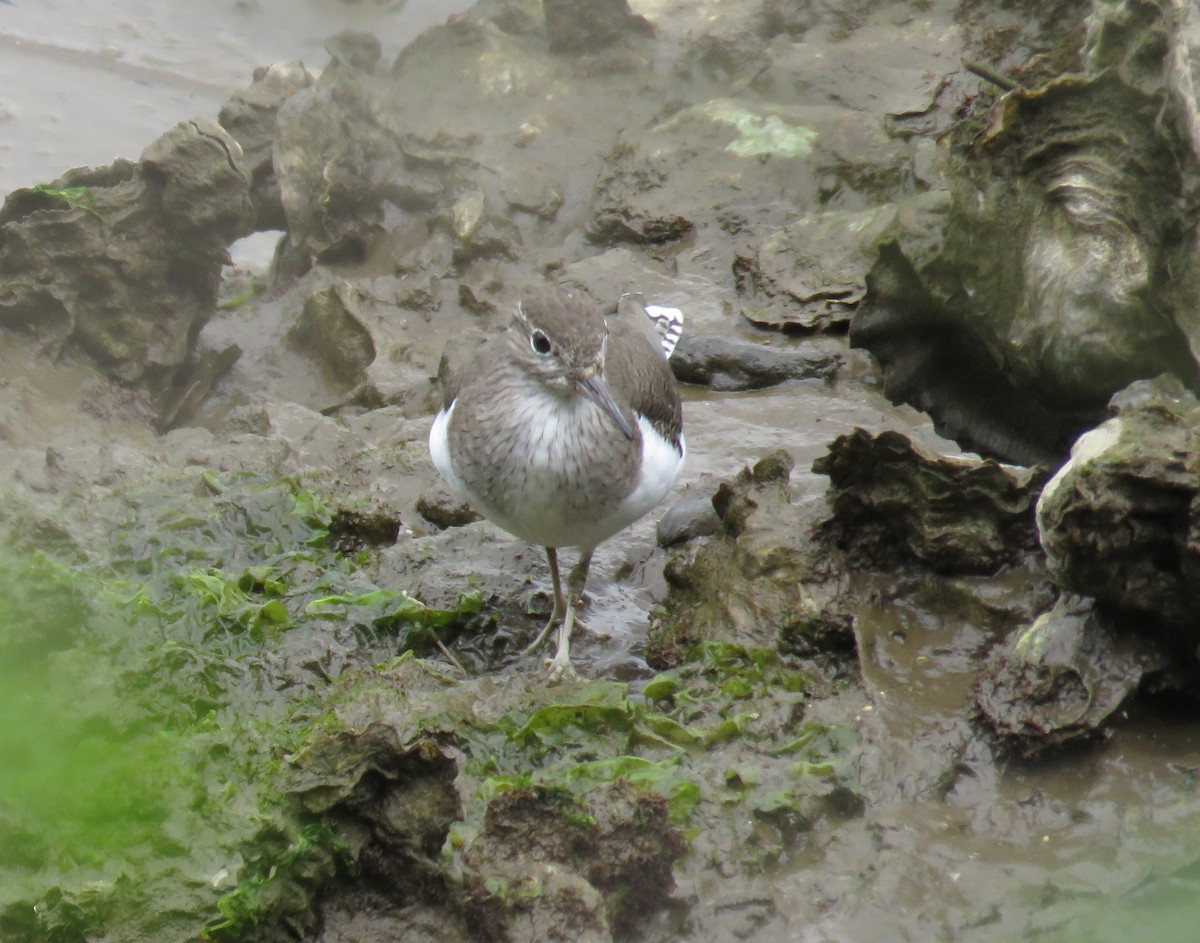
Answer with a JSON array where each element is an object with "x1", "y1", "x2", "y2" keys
[
  {"x1": 540, "y1": 600, "x2": 582, "y2": 683},
  {"x1": 543, "y1": 649, "x2": 578, "y2": 684},
  {"x1": 520, "y1": 614, "x2": 558, "y2": 658},
  {"x1": 520, "y1": 601, "x2": 592, "y2": 657}
]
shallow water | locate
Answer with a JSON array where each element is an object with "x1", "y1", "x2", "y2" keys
[{"x1": 0, "y1": 0, "x2": 474, "y2": 194}]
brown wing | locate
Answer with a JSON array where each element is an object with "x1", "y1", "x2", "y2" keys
[{"x1": 605, "y1": 311, "x2": 683, "y2": 449}]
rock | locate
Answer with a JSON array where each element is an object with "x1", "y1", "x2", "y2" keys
[
  {"x1": 328, "y1": 507, "x2": 402, "y2": 554},
  {"x1": 287, "y1": 282, "x2": 377, "y2": 390},
  {"x1": 543, "y1": 0, "x2": 653, "y2": 55},
  {"x1": 813, "y1": 428, "x2": 1047, "y2": 574},
  {"x1": 739, "y1": 194, "x2": 950, "y2": 333},
  {"x1": 671, "y1": 333, "x2": 840, "y2": 391},
  {"x1": 969, "y1": 74, "x2": 1196, "y2": 406},
  {"x1": 656, "y1": 496, "x2": 720, "y2": 547},
  {"x1": 273, "y1": 35, "x2": 420, "y2": 264},
  {"x1": 290, "y1": 725, "x2": 461, "y2": 878},
  {"x1": 486, "y1": 863, "x2": 612, "y2": 943},
  {"x1": 650, "y1": 450, "x2": 854, "y2": 667},
  {"x1": 0, "y1": 119, "x2": 254, "y2": 397},
  {"x1": 417, "y1": 485, "x2": 483, "y2": 530},
  {"x1": 850, "y1": 243, "x2": 1098, "y2": 467},
  {"x1": 266, "y1": 724, "x2": 462, "y2": 939},
  {"x1": 155, "y1": 343, "x2": 243, "y2": 433},
  {"x1": 463, "y1": 780, "x2": 684, "y2": 941},
  {"x1": 218, "y1": 62, "x2": 316, "y2": 231},
  {"x1": 976, "y1": 594, "x2": 1170, "y2": 757},
  {"x1": 847, "y1": 1, "x2": 1200, "y2": 463},
  {"x1": 1036, "y1": 377, "x2": 1200, "y2": 636},
  {"x1": 324, "y1": 29, "x2": 383, "y2": 70}
]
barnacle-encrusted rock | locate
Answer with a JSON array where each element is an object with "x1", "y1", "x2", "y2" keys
[
  {"x1": 850, "y1": 0, "x2": 1200, "y2": 465},
  {"x1": 814, "y1": 429, "x2": 1047, "y2": 573},
  {"x1": 1036, "y1": 377, "x2": 1200, "y2": 635},
  {"x1": 651, "y1": 450, "x2": 853, "y2": 666},
  {"x1": 976, "y1": 594, "x2": 1170, "y2": 757},
  {"x1": 463, "y1": 781, "x2": 684, "y2": 943}
]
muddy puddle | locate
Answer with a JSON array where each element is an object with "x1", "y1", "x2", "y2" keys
[{"x1": 2, "y1": 1, "x2": 1200, "y2": 941}]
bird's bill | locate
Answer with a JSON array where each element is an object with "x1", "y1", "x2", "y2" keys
[{"x1": 577, "y1": 375, "x2": 635, "y2": 440}]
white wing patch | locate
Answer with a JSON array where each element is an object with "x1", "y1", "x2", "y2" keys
[
  {"x1": 617, "y1": 291, "x2": 684, "y2": 359},
  {"x1": 644, "y1": 304, "x2": 684, "y2": 359}
]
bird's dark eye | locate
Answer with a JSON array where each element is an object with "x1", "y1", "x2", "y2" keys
[{"x1": 530, "y1": 330, "x2": 552, "y2": 355}]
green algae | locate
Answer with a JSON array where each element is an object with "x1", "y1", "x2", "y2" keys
[
  {"x1": 204, "y1": 823, "x2": 350, "y2": 941},
  {"x1": 0, "y1": 473, "x2": 479, "y2": 943},
  {"x1": 701, "y1": 100, "x2": 818, "y2": 158},
  {"x1": 30, "y1": 183, "x2": 106, "y2": 221},
  {"x1": 439, "y1": 641, "x2": 856, "y2": 852},
  {"x1": 0, "y1": 468, "x2": 864, "y2": 942}
]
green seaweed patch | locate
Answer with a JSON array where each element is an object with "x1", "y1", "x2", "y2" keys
[
  {"x1": 0, "y1": 471, "x2": 480, "y2": 943},
  {"x1": 217, "y1": 281, "x2": 267, "y2": 311},
  {"x1": 203, "y1": 823, "x2": 350, "y2": 941},
  {"x1": 31, "y1": 183, "x2": 106, "y2": 221},
  {"x1": 0, "y1": 547, "x2": 267, "y2": 943},
  {"x1": 446, "y1": 642, "x2": 839, "y2": 848},
  {"x1": 702, "y1": 100, "x2": 818, "y2": 158},
  {"x1": 483, "y1": 873, "x2": 544, "y2": 906}
]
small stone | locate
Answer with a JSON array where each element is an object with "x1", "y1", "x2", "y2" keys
[
  {"x1": 656, "y1": 498, "x2": 720, "y2": 547},
  {"x1": 417, "y1": 486, "x2": 482, "y2": 530},
  {"x1": 328, "y1": 507, "x2": 402, "y2": 554},
  {"x1": 543, "y1": 0, "x2": 653, "y2": 54}
]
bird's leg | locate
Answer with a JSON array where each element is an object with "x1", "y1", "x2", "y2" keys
[
  {"x1": 545, "y1": 549, "x2": 593, "y2": 682},
  {"x1": 521, "y1": 546, "x2": 566, "y2": 656}
]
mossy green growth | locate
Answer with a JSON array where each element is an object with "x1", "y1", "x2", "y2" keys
[
  {"x1": 31, "y1": 183, "x2": 106, "y2": 220},
  {"x1": 0, "y1": 550, "x2": 221, "y2": 942},
  {"x1": 701, "y1": 100, "x2": 818, "y2": 158},
  {"x1": 0, "y1": 472, "x2": 477, "y2": 943},
  {"x1": 454, "y1": 680, "x2": 705, "y2": 828},
  {"x1": 204, "y1": 823, "x2": 350, "y2": 941},
  {"x1": 441, "y1": 640, "x2": 857, "y2": 859}
]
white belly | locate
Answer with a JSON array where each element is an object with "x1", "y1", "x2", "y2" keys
[{"x1": 430, "y1": 398, "x2": 683, "y2": 550}]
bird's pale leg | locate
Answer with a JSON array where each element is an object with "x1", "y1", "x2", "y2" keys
[
  {"x1": 521, "y1": 546, "x2": 567, "y2": 656},
  {"x1": 545, "y1": 550, "x2": 593, "y2": 682}
]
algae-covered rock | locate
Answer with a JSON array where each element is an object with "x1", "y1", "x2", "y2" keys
[
  {"x1": 651, "y1": 450, "x2": 852, "y2": 666},
  {"x1": 814, "y1": 429, "x2": 1047, "y2": 574},
  {"x1": 290, "y1": 725, "x2": 461, "y2": 895},
  {"x1": 464, "y1": 780, "x2": 684, "y2": 942},
  {"x1": 1036, "y1": 377, "x2": 1200, "y2": 635}
]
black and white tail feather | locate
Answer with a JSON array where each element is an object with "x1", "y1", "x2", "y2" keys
[{"x1": 617, "y1": 292, "x2": 684, "y2": 360}]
